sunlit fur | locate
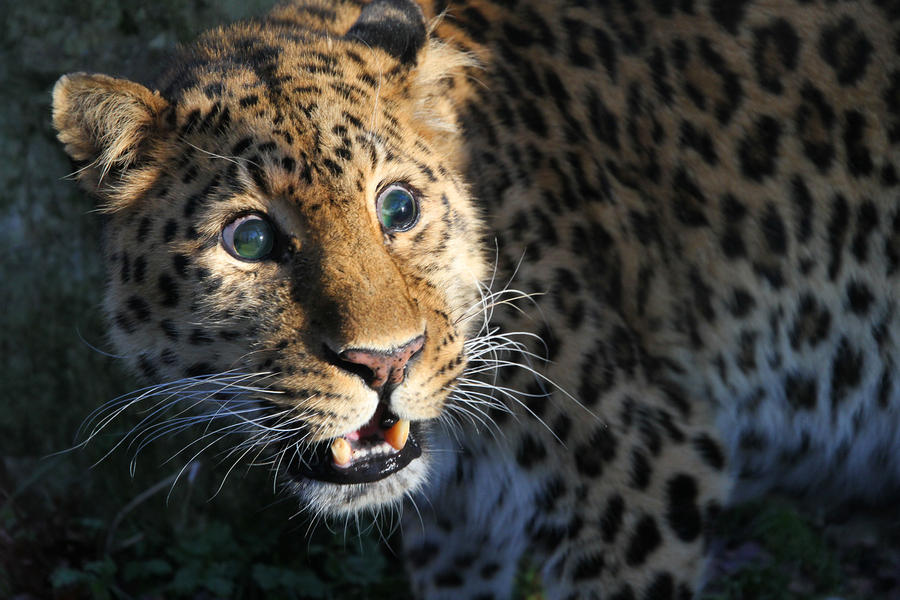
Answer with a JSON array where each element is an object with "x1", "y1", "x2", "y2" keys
[{"x1": 51, "y1": 2, "x2": 515, "y2": 516}]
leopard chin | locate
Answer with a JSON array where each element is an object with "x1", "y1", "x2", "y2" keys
[
  {"x1": 286, "y1": 433, "x2": 435, "y2": 517},
  {"x1": 266, "y1": 397, "x2": 438, "y2": 514}
]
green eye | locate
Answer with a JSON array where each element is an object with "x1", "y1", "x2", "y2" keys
[
  {"x1": 222, "y1": 214, "x2": 275, "y2": 260},
  {"x1": 377, "y1": 185, "x2": 419, "y2": 232}
]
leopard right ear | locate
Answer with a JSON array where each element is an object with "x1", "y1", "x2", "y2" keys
[
  {"x1": 345, "y1": 0, "x2": 426, "y2": 66},
  {"x1": 52, "y1": 72, "x2": 170, "y2": 190}
]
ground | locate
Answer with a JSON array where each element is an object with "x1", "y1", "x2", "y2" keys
[{"x1": 1, "y1": 1, "x2": 898, "y2": 598}]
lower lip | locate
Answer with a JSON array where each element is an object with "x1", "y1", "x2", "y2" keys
[{"x1": 291, "y1": 430, "x2": 422, "y2": 484}]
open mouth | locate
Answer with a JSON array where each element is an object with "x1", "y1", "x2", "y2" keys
[{"x1": 291, "y1": 403, "x2": 422, "y2": 484}]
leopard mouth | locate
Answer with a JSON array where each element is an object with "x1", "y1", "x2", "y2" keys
[{"x1": 290, "y1": 403, "x2": 422, "y2": 485}]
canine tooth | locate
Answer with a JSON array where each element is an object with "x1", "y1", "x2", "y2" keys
[
  {"x1": 385, "y1": 419, "x2": 409, "y2": 450},
  {"x1": 331, "y1": 437, "x2": 352, "y2": 467}
]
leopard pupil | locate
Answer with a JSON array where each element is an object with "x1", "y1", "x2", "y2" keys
[
  {"x1": 380, "y1": 188, "x2": 416, "y2": 230},
  {"x1": 233, "y1": 219, "x2": 273, "y2": 259}
]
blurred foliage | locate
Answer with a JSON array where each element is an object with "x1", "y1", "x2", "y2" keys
[{"x1": 702, "y1": 501, "x2": 844, "y2": 600}]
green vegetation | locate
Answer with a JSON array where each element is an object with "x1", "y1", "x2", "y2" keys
[{"x1": 702, "y1": 501, "x2": 843, "y2": 600}]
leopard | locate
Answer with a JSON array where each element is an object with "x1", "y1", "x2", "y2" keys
[{"x1": 51, "y1": 0, "x2": 900, "y2": 597}]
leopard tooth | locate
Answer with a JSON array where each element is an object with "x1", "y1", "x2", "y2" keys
[
  {"x1": 385, "y1": 419, "x2": 409, "y2": 451},
  {"x1": 331, "y1": 437, "x2": 352, "y2": 467}
]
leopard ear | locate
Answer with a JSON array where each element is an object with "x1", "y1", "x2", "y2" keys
[
  {"x1": 345, "y1": 0, "x2": 427, "y2": 65},
  {"x1": 52, "y1": 72, "x2": 170, "y2": 188}
]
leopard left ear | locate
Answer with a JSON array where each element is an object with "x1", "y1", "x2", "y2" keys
[{"x1": 345, "y1": 0, "x2": 427, "y2": 65}]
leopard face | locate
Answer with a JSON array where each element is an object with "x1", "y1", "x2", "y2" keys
[{"x1": 52, "y1": 1, "x2": 486, "y2": 515}]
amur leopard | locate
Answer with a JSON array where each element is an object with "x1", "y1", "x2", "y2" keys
[{"x1": 52, "y1": 0, "x2": 900, "y2": 597}]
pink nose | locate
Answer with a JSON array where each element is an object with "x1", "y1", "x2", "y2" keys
[{"x1": 339, "y1": 335, "x2": 425, "y2": 389}]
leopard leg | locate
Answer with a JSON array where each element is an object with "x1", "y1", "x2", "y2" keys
[
  {"x1": 402, "y1": 381, "x2": 730, "y2": 599},
  {"x1": 402, "y1": 432, "x2": 539, "y2": 600},
  {"x1": 527, "y1": 380, "x2": 732, "y2": 600},
  {"x1": 404, "y1": 292, "x2": 732, "y2": 599}
]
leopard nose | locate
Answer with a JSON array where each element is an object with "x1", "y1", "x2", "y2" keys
[{"x1": 338, "y1": 335, "x2": 425, "y2": 389}]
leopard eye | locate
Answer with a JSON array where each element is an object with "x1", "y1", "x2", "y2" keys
[
  {"x1": 222, "y1": 214, "x2": 275, "y2": 261},
  {"x1": 376, "y1": 184, "x2": 419, "y2": 232}
]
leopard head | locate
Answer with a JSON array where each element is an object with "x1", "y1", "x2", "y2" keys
[{"x1": 52, "y1": 0, "x2": 487, "y2": 515}]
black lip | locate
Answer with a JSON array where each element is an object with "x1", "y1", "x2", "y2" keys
[{"x1": 290, "y1": 426, "x2": 422, "y2": 485}]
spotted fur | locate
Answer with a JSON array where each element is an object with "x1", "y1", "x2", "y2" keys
[{"x1": 53, "y1": 0, "x2": 900, "y2": 598}]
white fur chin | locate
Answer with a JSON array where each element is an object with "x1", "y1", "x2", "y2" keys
[{"x1": 287, "y1": 450, "x2": 432, "y2": 517}]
